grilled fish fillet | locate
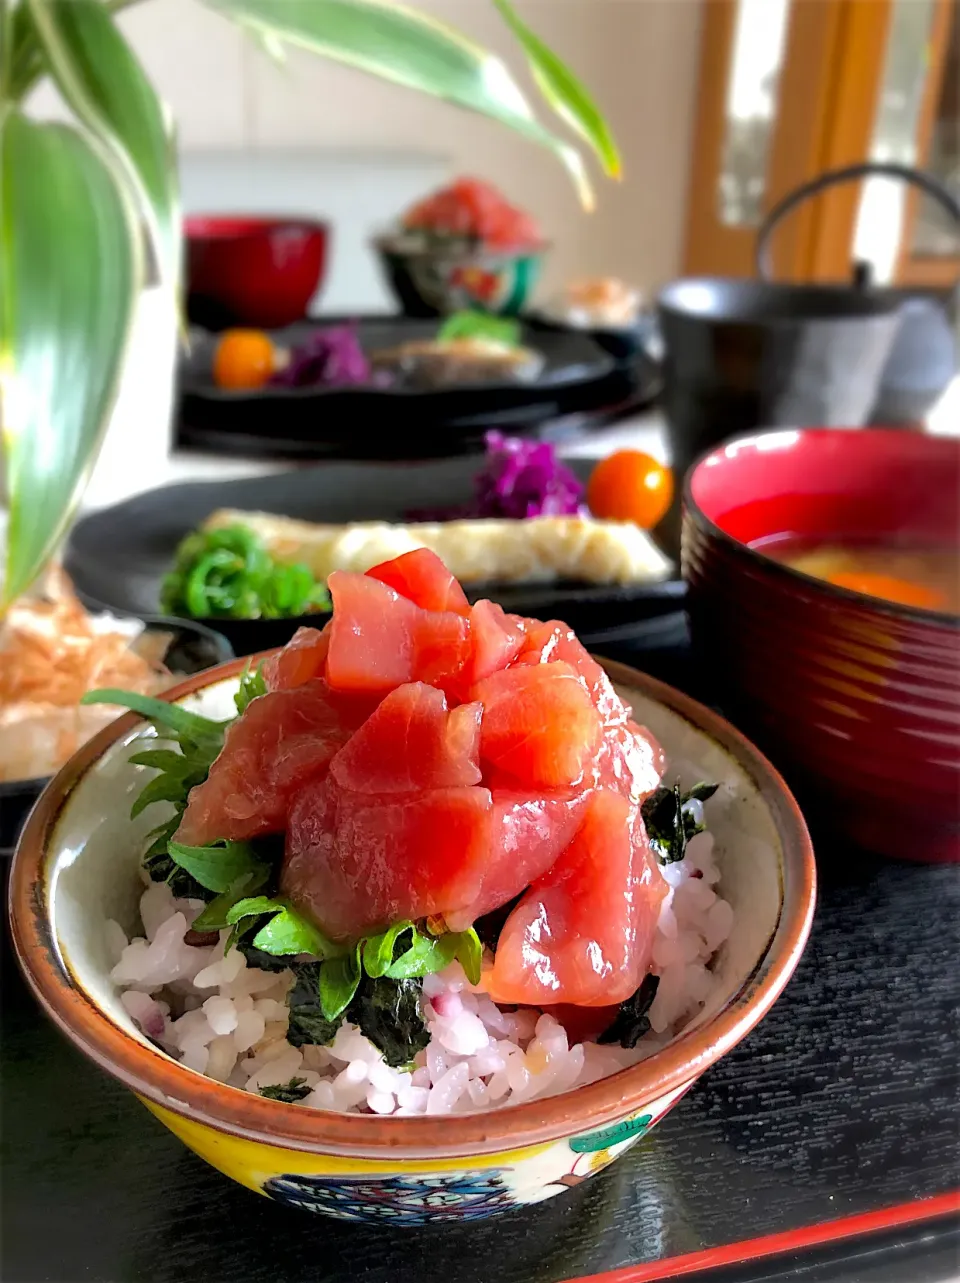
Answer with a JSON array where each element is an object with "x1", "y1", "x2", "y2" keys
[{"x1": 202, "y1": 510, "x2": 672, "y2": 586}]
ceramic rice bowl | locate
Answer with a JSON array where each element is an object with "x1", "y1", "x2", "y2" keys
[{"x1": 8, "y1": 657, "x2": 815, "y2": 1224}]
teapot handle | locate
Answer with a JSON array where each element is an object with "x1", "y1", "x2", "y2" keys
[{"x1": 755, "y1": 161, "x2": 960, "y2": 281}]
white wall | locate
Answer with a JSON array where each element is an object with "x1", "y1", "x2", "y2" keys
[{"x1": 28, "y1": 0, "x2": 704, "y2": 304}]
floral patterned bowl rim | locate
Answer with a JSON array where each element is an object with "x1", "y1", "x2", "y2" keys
[{"x1": 8, "y1": 656, "x2": 816, "y2": 1161}]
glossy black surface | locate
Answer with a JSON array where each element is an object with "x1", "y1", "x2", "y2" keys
[
  {"x1": 3, "y1": 637, "x2": 958, "y2": 1282},
  {"x1": 656, "y1": 278, "x2": 903, "y2": 481},
  {"x1": 63, "y1": 460, "x2": 684, "y2": 656},
  {"x1": 178, "y1": 318, "x2": 614, "y2": 452}
]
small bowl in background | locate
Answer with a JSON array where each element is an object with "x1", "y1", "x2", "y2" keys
[
  {"x1": 186, "y1": 216, "x2": 329, "y2": 330},
  {"x1": 9, "y1": 658, "x2": 814, "y2": 1222},
  {"x1": 373, "y1": 235, "x2": 547, "y2": 317},
  {"x1": 683, "y1": 428, "x2": 960, "y2": 863},
  {"x1": 0, "y1": 617, "x2": 233, "y2": 854}
]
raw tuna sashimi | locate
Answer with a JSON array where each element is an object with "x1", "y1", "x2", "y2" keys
[
  {"x1": 262, "y1": 624, "x2": 329, "y2": 692},
  {"x1": 444, "y1": 790, "x2": 589, "y2": 930},
  {"x1": 366, "y1": 548, "x2": 471, "y2": 617},
  {"x1": 329, "y1": 683, "x2": 481, "y2": 793},
  {"x1": 472, "y1": 661, "x2": 602, "y2": 788},
  {"x1": 486, "y1": 789, "x2": 667, "y2": 1007},
  {"x1": 589, "y1": 718, "x2": 663, "y2": 801},
  {"x1": 517, "y1": 619, "x2": 626, "y2": 725},
  {"x1": 515, "y1": 618, "x2": 664, "y2": 796},
  {"x1": 191, "y1": 548, "x2": 672, "y2": 1009},
  {"x1": 466, "y1": 599, "x2": 525, "y2": 684},
  {"x1": 326, "y1": 571, "x2": 471, "y2": 695},
  {"x1": 283, "y1": 777, "x2": 493, "y2": 941},
  {"x1": 177, "y1": 679, "x2": 363, "y2": 845}
]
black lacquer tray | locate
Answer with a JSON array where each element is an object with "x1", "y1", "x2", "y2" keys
[{"x1": 3, "y1": 629, "x2": 957, "y2": 1283}]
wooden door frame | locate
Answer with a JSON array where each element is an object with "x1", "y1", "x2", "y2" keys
[
  {"x1": 894, "y1": 0, "x2": 959, "y2": 288},
  {"x1": 683, "y1": 0, "x2": 894, "y2": 283}
]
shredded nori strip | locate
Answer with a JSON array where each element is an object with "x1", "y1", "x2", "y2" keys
[
  {"x1": 259, "y1": 1077, "x2": 312, "y2": 1103},
  {"x1": 642, "y1": 780, "x2": 719, "y2": 865},
  {"x1": 597, "y1": 974, "x2": 661, "y2": 1049},
  {"x1": 284, "y1": 962, "x2": 429, "y2": 1069}
]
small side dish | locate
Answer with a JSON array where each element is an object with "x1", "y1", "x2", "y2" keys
[
  {"x1": 211, "y1": 325, "x2": 375, "y2": 393},
  {"x1": 397, "y1": 177, "x2": 543, "y2": 253},
  {"x1": 370, "y1": 336, "x2": 543, "y2": 389},
  {"x1": 370, "y1": 309, "x2": 544, "y2": 389},
  {"x1": 159, "y1": 436, "x2": 673, "y2": 623},
  {"x1": 89, "y1": 549, "x2": 732, "y2": 1116},
  {"x1": 198, "y1": 511, "x2": 670, "y2": 593},
  {"x1": 546, "y1": 277, "x2": 642, "y2": 331},
  {"x1": 376, "y1": 178, "x2": 546, "y2": 316},
  {"x1": 160, "y1": 525, "x2": 330, "y2": 622},
  {"x1": 208, "y1": 314, "x2": 548, "y2": 393},
  {"x1": 0, "y1": 571, "x2": 173, "y2": 783}
]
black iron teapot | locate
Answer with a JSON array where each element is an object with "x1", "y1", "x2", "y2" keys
[
  {"x1": 650, "y1": 162, "x2": 959, "y2": 483},
  {"x1": 754, "y1": 161, "x2": 959, "y2": 426}
]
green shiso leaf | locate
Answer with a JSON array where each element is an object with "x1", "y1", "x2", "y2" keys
[
  {"x1": 234, "y1": 662, "x2": 268, "y2": 715},
  {"x1": 362, "y1": 920, "x2": 415, "y2": 978},
  {"x1": 319, "y1": 946, "x2": 362, "y2": 1021},
  {"x1": 166, "y1": 840, "x2": 267, "y2": 894},
  {"x1": 189, "y1": 869, "x2": 270, "y2": 931}
]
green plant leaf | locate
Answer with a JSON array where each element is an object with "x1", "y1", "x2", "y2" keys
[
  {"x1": 492, "y1": 0, "x2": 621, "y2": 179},
  {"x1": 205, "y1": 0, "x2": 593, "y2": 207},
  {"x1": 0, "y1": 110, "x2": 142, "y2": 605},
  {"x1": 437, "y1": 311, "x2": 521, "y2": 346},
  {"x1": 234, "y1": 662, "x2": 267, "y2": 715},
  {"x1": 224, "y1": 895, "x2": 342, "y2": 959},
  {"x1": 319, "y1": 946, "x2": 362, "y2": 1020},
  {"x1": 190, "y1": 870, "x2": 270, "y2": 931},
  {"x1": 80, "y1": 689, "x2": 227, "y2": 743},
  {"x1": 362, "y1": 920, "x2": 415, "y2": 978},
  {"x1": 166, "y1": 840, "x2": 267, "y2": 894},
  {"x1": 454, "y1": 927, "x2": 483, "y2": 986},
  {"x1": 8, "y1": 4, "x2": 46, "y2": 101},
  {"x1": 26, "y1": 0, "x2": 180, "y2": 286},
  {"x1": 130, "y1": 773, "x2": 194, "y2": 820},
  {"x1": 384, "y1": 929, "x2": 458, "y2": 980},
  {"x1": 253, "y1": 903, "x2": 340, "y2": 958}
]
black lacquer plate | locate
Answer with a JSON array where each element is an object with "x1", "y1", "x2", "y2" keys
[
  {"x1": 177, "y1": 317, "x2": 614, "y2": 453},
  {"x1": 64, "y1": 458, "x2": 683, "y2": 657}
]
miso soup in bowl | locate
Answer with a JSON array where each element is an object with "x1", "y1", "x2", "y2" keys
[
  {"x1": 682, "y1": 427, "x2": 960, "y2": 863},
  {"x1": 758, "y1": 539, "x2": 960, "y2": 616}
]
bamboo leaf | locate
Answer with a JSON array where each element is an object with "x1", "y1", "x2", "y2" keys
[
  {"x1": 205, "y1": 0, "x2": 593, "y2": 207},
  {"x1": 25, "y1": 0, "x2": 180, "y2": 287},
  {"x1": 491, "y1": 0, "x2": 620, "y2": 179},
  {"x1": 8, "y1": 4, "x2": 46, "y2": 101},
  {"x1": 0, "y1": 111, "x2": 142, "y2": 606}
]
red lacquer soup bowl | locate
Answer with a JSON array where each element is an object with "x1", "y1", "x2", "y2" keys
[
  {"x1": 682, "y1": 428, "x2": 960, "y2": 863},
  {"x1": 186, "y1": 216, "x2": 329, "y2": 329}
]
